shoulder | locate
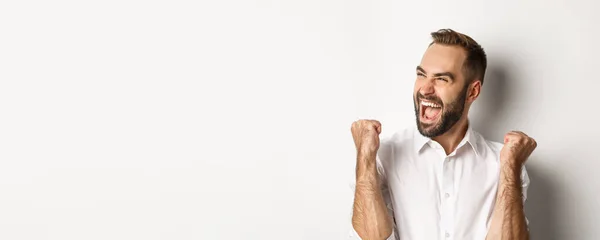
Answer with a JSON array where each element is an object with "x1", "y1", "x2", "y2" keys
[
  {"x1": 485, "y1": 139, "x2": 504, "y2": 154},
  {"x1": 381, "y1": 126, "x2": 414, "y2": 148},
  {"x1": 470, "y1": 130, "x2": 530, "y2": 185},
  {"x1": 469, "y1": 129, "x2": 504, "y2": 159},
  {"x1": 377, "y1": 126, "x2": 414, "y2": 163}
]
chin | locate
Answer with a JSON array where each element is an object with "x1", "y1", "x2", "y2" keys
[{"x1": 417, "y1": 121, "x2": 441, "y2": 138}]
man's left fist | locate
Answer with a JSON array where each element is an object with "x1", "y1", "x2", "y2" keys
[{"x1": 500, "y1": 131, "x2": 537, "y2": 167}]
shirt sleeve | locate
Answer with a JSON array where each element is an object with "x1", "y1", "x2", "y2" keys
[
  {"x1": 347, "y1": 155, "x2": 399, "y2": 240},
  {"x1": 521, "y1": 165, "x2": 531, "y2": 227}
]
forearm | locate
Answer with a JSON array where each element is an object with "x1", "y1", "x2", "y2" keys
[
  {"x1": 352, "y1": 154, "x2": 393, "y2": 240},
  {"x1": 486, "y1": 164, "x2": 529, "y2": 240}
]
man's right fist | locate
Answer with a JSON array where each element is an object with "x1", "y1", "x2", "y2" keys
[{"x1": 351, "y1": 119, "x2": 382, "y2": 158}]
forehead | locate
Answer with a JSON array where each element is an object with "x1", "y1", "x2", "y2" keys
[{"x1": 420, "y1": 43, "x2": 467, "y2": 76}]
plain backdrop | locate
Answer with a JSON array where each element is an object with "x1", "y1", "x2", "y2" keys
[{"x1": 1, "y1": 0, "x2": 599, "y2": 239}]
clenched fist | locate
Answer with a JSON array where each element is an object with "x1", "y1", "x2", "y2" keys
[
  {"x1": 351, "y1": 119, "x2": 382, "y2": 158},
  {"x1": 500, "y1": 131, "x2": 537, "y2": 167}
]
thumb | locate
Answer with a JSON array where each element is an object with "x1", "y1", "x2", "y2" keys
[
  {"x1": 504, "y1": 134, "x2": 514, "y2": 145},
  {"x1": 504, "y1": 134, "x2": 517, "y2": 145}
]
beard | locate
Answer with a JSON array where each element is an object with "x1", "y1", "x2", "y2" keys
[{"x1": 413, "y1": 85, "x2": 468, "y2": 138}]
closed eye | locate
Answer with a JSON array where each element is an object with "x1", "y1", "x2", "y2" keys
[
  {"x1": 435, "y1": 77, "x2": 448, "y2": 82},
  {"x1": 417, "y1": 72, "x2": 426, "y2": 77}
]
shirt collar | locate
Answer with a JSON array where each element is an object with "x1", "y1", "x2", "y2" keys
[{"x1": 413, "y1": 123, "x2": 481, "y2": 156}]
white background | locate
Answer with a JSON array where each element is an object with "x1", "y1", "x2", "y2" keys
[{"x1": 1, "y1": 0, "x2": 598, "y2": 239}]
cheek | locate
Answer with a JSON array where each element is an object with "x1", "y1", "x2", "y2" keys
[
  {"x1": 437, "y1": 91, "x2": 451, "y2": 104},
  {"x1": 440, "y1": 88, "x2": 464, "y2": 106},
  {"x1": 413, "y1": 79, "x2": 423, "y2": 94}
]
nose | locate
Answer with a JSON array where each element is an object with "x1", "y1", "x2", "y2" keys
[{"x1": 419, "y1": 80, "x2": 435, "y2": 96}]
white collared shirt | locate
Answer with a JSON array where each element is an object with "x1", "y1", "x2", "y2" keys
[{"x1": 350, "y1": 126, "x2": 530, "y2": 240}]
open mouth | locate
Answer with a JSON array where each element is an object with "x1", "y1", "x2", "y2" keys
[{"x1": 419, "y1": 100, "x2": 442, "y2": 124}]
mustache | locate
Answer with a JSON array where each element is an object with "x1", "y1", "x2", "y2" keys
[{"x1": 416, "y1": 92, "x2": 443, "y2": 106}]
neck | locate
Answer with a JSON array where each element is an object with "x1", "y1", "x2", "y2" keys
[{"x1": 432, "y1": 117, "x2": 469, "y2": 155}]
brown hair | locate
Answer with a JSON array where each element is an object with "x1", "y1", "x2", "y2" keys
[{"x1": 430, "y1": 29, "x2": 487, "y2": 85}]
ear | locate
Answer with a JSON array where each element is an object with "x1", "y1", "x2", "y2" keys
[{"x1": 466, "y1": 80, "x2": 482, "y2": 103}]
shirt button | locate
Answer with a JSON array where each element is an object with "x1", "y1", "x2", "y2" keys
[
  {"x1": 445, "y1": 193, "x2": 450, "y2": 198},
  {"x1": 445, "y1": 232, "x2": 450, "y2": 238}
]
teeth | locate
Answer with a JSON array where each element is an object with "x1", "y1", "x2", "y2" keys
[{"x1": 421, "y1": 101, "x2": 441, "y2": 108}]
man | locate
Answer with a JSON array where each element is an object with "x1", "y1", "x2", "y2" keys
[{"x1": 350, "y1": 29, "x2": 537, "y2": 240}]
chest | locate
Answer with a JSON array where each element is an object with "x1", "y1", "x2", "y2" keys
[{"x1": 386, "y1": 150, "x2": 500, "y2": 239}]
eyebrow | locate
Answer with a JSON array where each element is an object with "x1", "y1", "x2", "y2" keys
[
  {"x1": 416, "y1": 66, "x2": 455, "y2": 81},
  {"x1": 433, "y1": 72, "x2": 455, "y2": 81}
]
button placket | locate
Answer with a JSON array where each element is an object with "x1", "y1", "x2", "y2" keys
[{"x1": 441, "y1": 156, "x2": 455, "y2": 239}]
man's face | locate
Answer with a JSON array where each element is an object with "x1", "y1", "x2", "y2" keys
[{"x1": 413, "y1": 43, "x2": 470, "y2": 137}]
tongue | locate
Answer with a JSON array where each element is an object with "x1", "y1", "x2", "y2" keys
[{"x1": 424, "y1": 107, "x2": 441, "y2": 120}]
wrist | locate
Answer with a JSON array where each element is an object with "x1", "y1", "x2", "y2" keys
[
  {"x1": 500, "y1": 157, "x2": 522, "y2": 170},
  {"x1": 357, "y1": 149, "x2": 377, "y2": 161},
  {"x1": 499, "y1": 161, "x2": 522, "y2": 185},
  {"x1": 356, "y1": 151, "x2": 377, "y2": 172}
]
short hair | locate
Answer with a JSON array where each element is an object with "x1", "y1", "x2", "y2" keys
[{"x1": 429, "y1": 29, "x2": 487, "y2": 85}]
